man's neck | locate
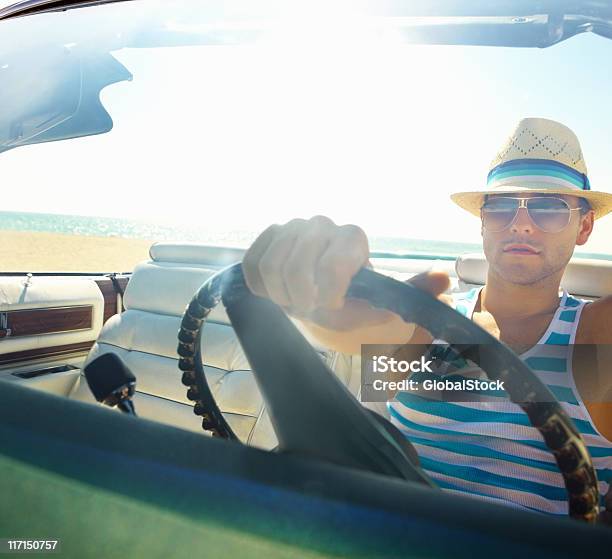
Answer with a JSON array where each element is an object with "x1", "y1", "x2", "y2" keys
[{"x1": 479, "y1": 269, "x2": 563, "y2": 319}]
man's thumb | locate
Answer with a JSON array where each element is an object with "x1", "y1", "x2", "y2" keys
[{"x1": 407, "y1": 270, "x2": 451, "y2": 297}]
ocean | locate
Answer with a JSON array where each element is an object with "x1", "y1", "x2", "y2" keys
[{"x1": 1, "y1": 210, "x2": 610, "y2": 261}]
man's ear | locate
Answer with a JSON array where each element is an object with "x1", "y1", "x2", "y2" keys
[{"x1": 576, "y1": 210, "x2": 595, "y2": 246}]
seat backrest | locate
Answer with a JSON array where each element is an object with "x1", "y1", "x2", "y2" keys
[{"x1": 74, "y1": 243, "x2": 360, "y2": 449}]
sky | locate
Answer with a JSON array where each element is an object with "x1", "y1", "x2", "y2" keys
[{"x1": 2, "y1": 10, "x2": 612, "y2": 253}]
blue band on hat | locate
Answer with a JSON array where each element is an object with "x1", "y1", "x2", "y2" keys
[{"x1": 487, "y1": 159, "x2": 590, "y2": 191}]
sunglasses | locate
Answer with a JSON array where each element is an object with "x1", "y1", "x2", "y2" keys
[{"x1": 481, "y1": 196, "x2": 583, "y2": 233}]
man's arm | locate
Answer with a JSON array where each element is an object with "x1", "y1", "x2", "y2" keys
[
  {"x1": 578, "y1": 295, "x2": 612, "y2": 344},
  {"x1": 297, "y1": 277, "x2": 448, "y2": 355},
  {"x1": 576, "y1": 295, "x2": 612, "y2": 398},
  {"x1": 574, "y1": 295, "x2": 612, "y2": 441},
  {"x1": 300, "y1": 303, "x2": 432, "y2": 355}
]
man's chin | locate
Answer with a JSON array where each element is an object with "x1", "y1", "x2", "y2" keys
[
  {"x1": 501, "y1": 274, "x2": 545, "y2": 286},
  {"x1": 491, "y1": 260, "x2": 549, "y2": 286}
]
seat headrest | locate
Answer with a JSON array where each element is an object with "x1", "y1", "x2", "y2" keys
[
  {"x1": 149, "y1": 243, "x2": 246, "y2": 266},
  {"x1": 455, "y1": 253, "x2": 612, "y2": 298},
  {"x1": 124, "y1": 244, "x2": 247, "y2": 317}
]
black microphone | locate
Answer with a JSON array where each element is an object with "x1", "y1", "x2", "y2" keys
[{"x1": 84, "y1": 353, "x2": 137, "y2": 415}]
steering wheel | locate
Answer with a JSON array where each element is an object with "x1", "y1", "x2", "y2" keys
[{"x1": 177, "y1": 263, "x2": 600, "y2": 522}]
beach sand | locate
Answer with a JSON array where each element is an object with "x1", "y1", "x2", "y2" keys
[{"x1": 1, "y1": 230, "x2": 155, "y2": 272}]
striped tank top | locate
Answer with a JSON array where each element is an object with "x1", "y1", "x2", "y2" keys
[{"x1": 388, "y1": 287, "x2": 612, "y2": 515}]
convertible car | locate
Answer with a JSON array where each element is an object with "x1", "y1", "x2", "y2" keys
[{"x1": 1, "y1": 0, "x2": 611, "y2": 557}]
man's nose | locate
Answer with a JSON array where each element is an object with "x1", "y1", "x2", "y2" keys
[{"x1": 510, "y1": 207, "x2": 535, "y2": 234}]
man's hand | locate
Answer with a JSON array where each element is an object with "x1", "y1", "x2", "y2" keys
[
  {"x1": 243, "y1": 216, "x2": 450, "y2": 353},
  {"x1": 244, "y1": 215, "x2": 369, "y2": 315}
]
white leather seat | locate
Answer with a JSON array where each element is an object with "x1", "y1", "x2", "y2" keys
[{"x1": 73, "y1": 243, "x2": 361, "y2": 449}]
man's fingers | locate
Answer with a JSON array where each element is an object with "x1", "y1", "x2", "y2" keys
[
  {"x1": 245, "y1": 217, "x2": 370, "y2": 315},
  {"x1": 258, "y1": 233, "x2": 300, "y2": 308},
  {"x1": 283, "y1": 217, "x2": 335, "y2": 313},
  {"x1": 407, "y1": 270, "x2": 451, "y2": 298},
  {"x1": 316, "y1": 224, "x2": 369, "y2": 310},
  {"x1": 253, "y1": 218, "x2": 307, "y2": 307},
  {"x1": 243, "y1": 224, "x2": 280, "y2": 297}
]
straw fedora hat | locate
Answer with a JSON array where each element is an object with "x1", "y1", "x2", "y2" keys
[{"x1": 451, "y1": 117, "x2": 612, "y2": 220}]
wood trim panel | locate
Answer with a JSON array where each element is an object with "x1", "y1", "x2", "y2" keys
[
  {"x1": 1, "y1": 306, "x2": 92, "y2": 339},
  {"x1": 95, "y1": 277, "x2": 130, "y2": 324},
  {"x1": 96, "y1": 280, "x2": 119, "y2": 325},
  {"x1": 0, "y1": 341, "x2": 94, "y2": 366},
  {"x1": 0, "y1": 275, "x2": 131, "y2": 364}
]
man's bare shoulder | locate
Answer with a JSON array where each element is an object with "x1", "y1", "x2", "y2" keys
[{"x1": 577, "y1": 295, "x2": 612, "y2": 343}]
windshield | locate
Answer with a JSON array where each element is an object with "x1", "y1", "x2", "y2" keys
[{"x1": 1, "y1": 0, "x2": 612, "y2": 272}]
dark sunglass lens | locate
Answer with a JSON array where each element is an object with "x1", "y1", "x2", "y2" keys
[
  {"x1": 482, "y1": 198, "x2": 519, "y2": 231},
  {"x1": 527, "y1": 198, "x2": 570, "y2": 232}
]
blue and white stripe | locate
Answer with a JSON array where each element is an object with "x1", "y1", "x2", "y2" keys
[
  {"x1": 487, "y1": 158, "x2": 591, "y2": 192},
  {"x1": 388, "y1": 287, "x2": 612, "y2": 515}
]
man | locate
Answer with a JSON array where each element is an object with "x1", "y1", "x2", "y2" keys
[{"x1": 242, "y1": 118, "x2": 612, "y2": 519}]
